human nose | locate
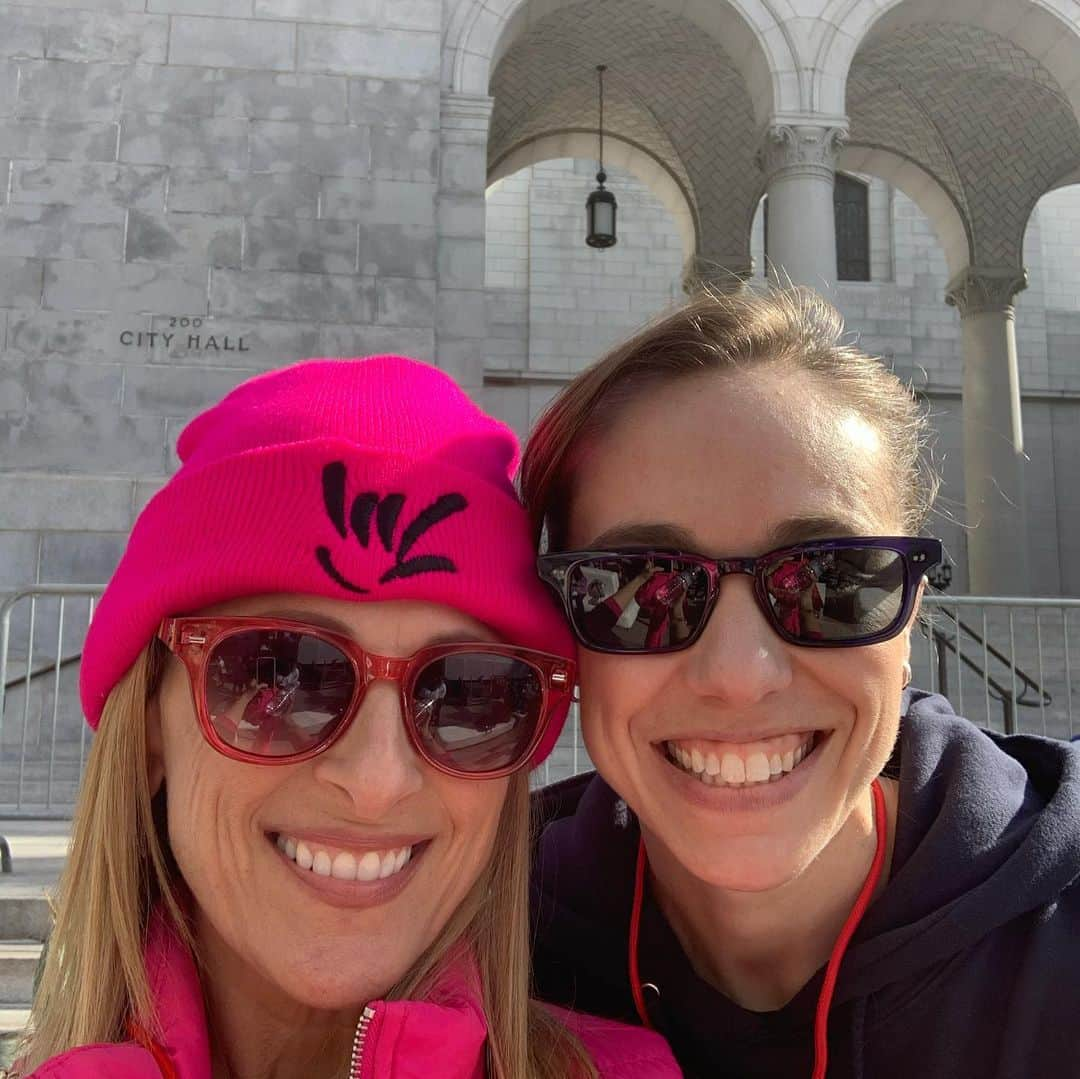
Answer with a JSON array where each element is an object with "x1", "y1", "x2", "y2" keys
[
  {"x1": 310, "y1": 680, "x2": 424, "y2": 817},
  {"x1": 682, "y1": 574, "x2": 792, "y2": 706}
]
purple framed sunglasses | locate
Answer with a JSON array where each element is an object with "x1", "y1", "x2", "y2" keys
[{"x1": 537, "y1": 536, "x2": 943, "y2": 654}]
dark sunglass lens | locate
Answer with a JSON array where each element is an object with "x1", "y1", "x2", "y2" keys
[
  {"x1": 763, "y1": 547, "x2": 905, "y2": 642},
  {"x1": 411, "y1": 653, "x2": 543, "y2": 773},
  {"x1": 205, "y1": 630, "x2": 355, "y2": 756},
  {"x1": 568, "y1": 556, "x2": 709, "y2": 652}
]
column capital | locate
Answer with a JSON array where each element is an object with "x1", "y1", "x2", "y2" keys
[
  {"x1": 756, "y1": 122, "x2": 846, "y2": 182},
  {"x1": 682, "y1": 254, "x2": 753, "y2": 294},
  {"x1": 440, "y1": 91, "x2": 494, "y2": 133},
  {"x1": 945, "y1": 266, "x2": 1028, "y2": 316}
]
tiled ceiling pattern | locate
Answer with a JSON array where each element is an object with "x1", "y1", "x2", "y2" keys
[
  {"x1": 489, "y1": 0, "x2": 760, "y2": 262},
  {"x1": 849, "y1": 23, "x2": 1080, "y2": 265}
]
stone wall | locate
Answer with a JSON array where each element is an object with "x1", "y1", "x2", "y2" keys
[{"x1": 0, "y1": 0, "x2": 451, "y2": 588}]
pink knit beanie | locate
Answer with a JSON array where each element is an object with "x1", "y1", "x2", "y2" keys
[{"x1": 80, "y1": 356, "x2": 574, "y2": 765}]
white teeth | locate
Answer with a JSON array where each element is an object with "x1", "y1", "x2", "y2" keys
[
  {"x1": 356, "y1": 851, "x2": 382, "y2": 882},
  {"x1": 720, "y1": 753, "x2": 745, "y2": 784},
  {"x1": 668, "y1": 735, "x2": 818, "y2": 789},
  {"x1": 332, "y1": 851, "x2": 357, "y2": 880},
  {"x1": 278, "y1": 835, "x2": 414, "y2": 883},
  {"x1": 745, "y1": 752, "x2": 771, "y2": 783},
  {"x1": 296, "y1": 841, "x2": 313, "y2": 870}
]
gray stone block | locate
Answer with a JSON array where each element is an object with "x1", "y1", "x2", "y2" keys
[
  {"x1": 43, "y1": 260, "x2": 208, "y2": 315},
  {"x1": 119, "y1": 115, "x2": 248, "y2": 169},
  {"x1": 0, "y1": 532, "x2": 39, "y2": 589},
  {"x1": 133, "y1": 477, "x2": 165, "y2": 517},
  {"x1": 370, "y1": 127, "x2": 437, "y2": 182},
  {"x1": 45, "y1": 11, "x2": 168, "y2": 64},
  {"x1": 126, "y1": 211, "x2": 242, "y2": 268},
  {"x1": 347, "y1": 78, "x2": 439, "y2": 129},
  {"x1": 10, "y1": 162, "x2": 167, "y2": 210},
  {"x1": 146, "y1": 314, "x2": 319, "y2": 367},
  {"x1": 249, "y1": 120, "x2": 371, "y2": 177},
  {"x1": 39, "y1": 531, "x2": 127, "y2": 585},
  {"x1": 357, "y1": 224, "x2": 435, "y2": 278},
  {"x1": 0, "y1": 203, "x2": 125, "y2": 261},
  {"x1": 379, "y1": 0, "x2": 441, "y2": 31},
  {"x1": 210, "y1": 268, "x2": 375, "y2": 323},
  {"x1": 244, "y1": 218, "x2": 358, "y2": 274},
  {"x1": 0, "y1": 119, "x2": 119, "y2": 162},
  {"x1": 122, "y1": 363, "x2": 249, "y2": 417},
  {"x1": 8, "y1": 311, "x2": 147, "y2": 361},
  {"x1": 0, "y1": 8, "x2": 46, "y2": 60},
  {"x1": 147, "y1": 0, "x2": 251, "y2": 13},
  {"x1": 318, "y1": 323, "x2": 434, "y2": 362},
  {"x1": 0, "y1": 474, "x2": 133, "y2": 531},
  {"x1": 0, "y1": 61, "x2": 17, "y2": 117},
  {"x1": 375, "y1": 277, "x2": 435, "y2": 327},
  {"x1": 254, "y1": 0, "x2": 377, "y2": 23},
  {"x1": 437, "y1": 195, "x2": 484, "y2": 239},
  {"x1": 0, "y1": 411, "x2": 166, "y2": 474},
  {"x1": 297, "y1": 27, "x2": 439, "y2": 81},
  {"x1": 437, "y1": 237, "x2": 484, "y2": 290},
  {"x1": 23, "y1": 358, "x2": 124, "y2": 412},
  {"x1": 320, "y1": 178, "x2": 435, "y2": 225},
  {"x1": 0, "y1": 257, "x2": 43, "y2": 308},
  {"x1": 436, "y1": 289, "x2": 485, "y2": 339},
  {"x1": 123, "y1": 64, "x2": 217, "y2": 117},
  {"x1": 16, "y1": 60, "x2": 125, "y2": 122},
  {"x1": 167, "y1": 168, "x2": 318, "y2": 218},
  {"x1": 168, "y1": 16, "x2": 296, "y2": 71},
  {"x1": 0, "y1": 355, "x2": 27, "y2": 411},
  {"x1": 215, "y1": 72, "x2": 347, "y2": 123},
  {"x1": 439, "y1": 141, "x2": 486, "y2": 197}
]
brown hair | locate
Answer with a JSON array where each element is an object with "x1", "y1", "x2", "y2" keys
[
  {"x1": 521, "y1": 286, "x2": 938, "y2": 550},
  {"x1": 21, "y1": 641, "x2": 595, "y2": 1079}
]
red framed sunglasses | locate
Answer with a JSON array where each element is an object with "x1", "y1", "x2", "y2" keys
[{"x1": 157, "y1": 616, "x2": 575, "y2": 779}]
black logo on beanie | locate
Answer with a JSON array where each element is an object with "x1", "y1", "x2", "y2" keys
[{"x1": 315, "y1": 461, "x2": 468, "y2": 594}]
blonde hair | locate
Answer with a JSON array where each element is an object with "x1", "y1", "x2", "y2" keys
[
  {"x1": 521, "y1": 286, "x2": 939, "y2": 550},
  {"x1": 21, "y1": 641, "x2": 595, "y2": 1079}
]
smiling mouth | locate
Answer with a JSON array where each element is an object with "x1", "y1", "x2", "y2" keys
[
  {"x1": 662, "y1": 730, "x2": 825, "y2": 788},
  {"x1": 272, "y1": 833, "x2": 429, "y2": 883}
]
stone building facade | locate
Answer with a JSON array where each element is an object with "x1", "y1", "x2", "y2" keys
[{"x1": 0, "y1": 0, "x2": 1079, "y2": 604}]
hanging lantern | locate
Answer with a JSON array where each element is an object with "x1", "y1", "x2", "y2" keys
[{"x1": 586, "y1": 65, "x2": 617, "y2": 249}]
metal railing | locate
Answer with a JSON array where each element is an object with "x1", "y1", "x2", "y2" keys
[
  {"x1": 0, "y1": 586, "x2": 1077, "y2": 811},
  {"x1": 0, "y1": 585, "x2": 104, "y2": 818}
]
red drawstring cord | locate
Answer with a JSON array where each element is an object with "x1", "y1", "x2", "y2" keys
[{"x1": 628, "y1": 777, "x2": 888, "y2": 1078}]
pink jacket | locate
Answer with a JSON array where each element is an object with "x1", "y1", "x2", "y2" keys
[{"x1": 25, "y1": 914, "x2": 680, "y2": 1078}]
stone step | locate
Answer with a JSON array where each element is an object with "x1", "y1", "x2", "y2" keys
[{"x1": 0, "y1": 941, "x2": 41, "y2": 1006}]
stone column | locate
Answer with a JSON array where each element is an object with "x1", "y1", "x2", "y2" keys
[
  {"x1": 682, "y1": 254, "x2": 753, "y2": 295},
  {"x1": 945, "y1": 267, "x2": 1031, "y2": 595},
  {"x1": 437, "y1": 92, "x2": 494, "y2": 394},
  {"x1": 757, "y1": 122, "x2": 846, "y2": 293}
]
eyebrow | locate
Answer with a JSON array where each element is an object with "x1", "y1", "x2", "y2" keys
[{"x1": 587, "y1": 514, "x2": 872, "y2": 554}]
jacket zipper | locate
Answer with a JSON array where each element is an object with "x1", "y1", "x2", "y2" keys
[{"x1": 349, "y1": 1004, "x2": 377, "y2": 1079}]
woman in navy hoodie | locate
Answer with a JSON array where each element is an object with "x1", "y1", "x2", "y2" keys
[{"x1": 522, "y1": 287, "x2": 1080, "y2": 1079}]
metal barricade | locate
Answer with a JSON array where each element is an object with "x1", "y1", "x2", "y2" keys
[{"x1": 0, "y1": 586, "x2": 104, "y2": 817}]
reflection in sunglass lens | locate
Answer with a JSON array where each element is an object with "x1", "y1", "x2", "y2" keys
[
  {"x1": 762, "y1": 547, "x2": 904, "y2": 641},
  {"x1": 568, "y1": 556, "x2": 710, "y2": 652},
  {"x1": 411, "y1": 653, "x2": 543, "y2": 773},
  {"x1": 204, "y1": 630, "x2": 355, "y2": 756}
]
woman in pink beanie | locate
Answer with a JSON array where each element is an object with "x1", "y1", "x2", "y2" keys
[{"x1": 15, "y1": 357, "x2": 679, "y2": 1079}]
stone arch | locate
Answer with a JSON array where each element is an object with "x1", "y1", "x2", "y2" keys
[
  {"x1": 488, "y1": 131, "x2": 698, "y2": 261},
  {"x1": 814, "y1": 0, "x2": 1080, "y2": 119},
  {"x1": 443, "y1": 0, "x2": 794, "y2": 125},
  {"x1": 838, "y1": 145, "x2": 971, "y2": 278}
]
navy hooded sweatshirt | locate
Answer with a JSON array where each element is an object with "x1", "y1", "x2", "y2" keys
[{"x1": 530, "y1": 691, "x2": 1080, "y2": 1078}]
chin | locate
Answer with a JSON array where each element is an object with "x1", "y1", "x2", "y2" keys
[
  {"x1": 675, "y1": 837, "x2": 811, "y2": 893},
  {"x1": 270, "y1": 949, "x2": 413, "y2": 1009}
]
